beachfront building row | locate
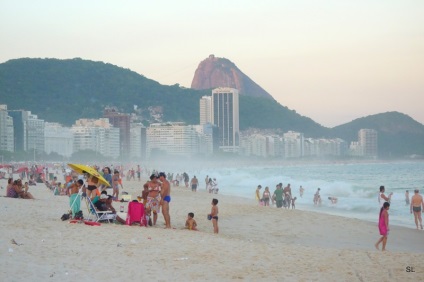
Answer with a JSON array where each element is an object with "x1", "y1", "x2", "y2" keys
[
  {"x1": 349, "y1": 129, "x2": 378, "y2": 158},
  {"x1": 1, "y1": 106, "x2": 45, "y2": 154},
  {"x1": 239, "y1": 130, "x2": 378, "y2": 159}
]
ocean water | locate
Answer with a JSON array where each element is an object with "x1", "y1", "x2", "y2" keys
[{"x1": 192, "y1": 161, "x2": 424, "y2": 228}]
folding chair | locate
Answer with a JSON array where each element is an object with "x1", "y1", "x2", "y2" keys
[
  {"x1": 85, "y1": 197, "x2": 114, "y2": 223},
  {"x1": 125, "y1": 201, "x2": 147, "y2": 227}
]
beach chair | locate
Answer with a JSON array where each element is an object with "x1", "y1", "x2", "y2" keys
[
  {"x1": 85, "y1": 197, "x2": 114, "y2": 223},
  {"x1": 125, "y1": 201, "x2": 147, "y2": 227}
]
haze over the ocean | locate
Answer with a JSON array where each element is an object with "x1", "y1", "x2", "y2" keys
[{"x1": 1, "y1": 0, "x2": 423, "y2": 127}]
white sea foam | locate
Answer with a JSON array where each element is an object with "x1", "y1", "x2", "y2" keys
[{"x1": 190, "y1": 161, "x2": 424, "y2": 228}]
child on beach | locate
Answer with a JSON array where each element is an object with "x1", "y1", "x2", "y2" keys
[
  {"x1": 291, "y1": 197, "x2": 297, "y2": 209},
  {"x1": 185, "y1": 212, "x2": 197, "y2": 230},
  {"x1": 208, "y1": 198, "x2": 219, "y2": 234},
  {"x1": 375, "y1": 201, "x2": 390, "y2": 251}
]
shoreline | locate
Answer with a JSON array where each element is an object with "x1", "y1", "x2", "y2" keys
[{"x1": 1, "y1": 176, "x2": 423, "y2": 280}]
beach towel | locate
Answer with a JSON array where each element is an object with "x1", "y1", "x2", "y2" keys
[
  {"x1": 125, "y1": 201, "x2": 146, "y2": 226},
  {"x1": 69, "y1": 193, "x2": 81, "y2": 218}
]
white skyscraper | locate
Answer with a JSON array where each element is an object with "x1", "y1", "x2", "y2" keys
[
  {"x1": 199, "y1": 96, "x2": 212, "y2": 125},
  {"x1": 0, "y1": 105, "x2": 14, "y2": 152},
  {"x1": 44, "y1": 122, "x2": 74, "y2": 157},
  {"x1": 211, "y1": 87, "x2": 239, "y2": 152},
  {"x1": 146, "y1": 122, "x2": 199, "y2": 158}
]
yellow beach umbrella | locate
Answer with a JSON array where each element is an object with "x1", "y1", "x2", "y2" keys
[{"x1": 67, "y1": 163, "x2": 110, "y2": 186}]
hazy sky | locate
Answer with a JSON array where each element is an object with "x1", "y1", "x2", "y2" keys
[{"x1": 1, "y1": 0, "x2": 423, "y2": 127}]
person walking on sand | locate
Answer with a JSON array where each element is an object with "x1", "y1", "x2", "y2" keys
[
  {"x1": 159, "y1": 172, "x2": 171, "y2": 228},
  {"x1": 410, "y1": 189, "x2": 424, "y2": 230},
  {"x1": 375, "y1": 202, "x2": 390, "y2": 251}
]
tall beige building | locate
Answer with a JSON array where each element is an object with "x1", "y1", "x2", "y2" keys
[
  {"x1": 358, "y1": 129, "x2": 378, "y2": 157},
  {"x1": 199, "y1": 96, "x2": 212, "y2": 125}
]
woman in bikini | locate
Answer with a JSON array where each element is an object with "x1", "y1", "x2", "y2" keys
[
  {"x1": 86, "y1": 175, "x2": 99, "y2": 200},
  {"x1": 146, "y1": 174, "x2": 161, "y2": 225},
  {"x1": 262, "y1": 186, "x2": 271, "y2": 206},
  {"x1": 112, "y1": 170, "x2": 120, "y2": 201}
]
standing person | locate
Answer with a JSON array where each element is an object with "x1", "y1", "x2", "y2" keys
[
  {"x1": 255, "y1": 185, "x2": 262, "y2": 204},
  {"x1": 313, "y1": 188, "x2": 321, "y2": 205},
  {"x1": 378, "y1": 186, "x2": 392, "y2": 207},
  {"x1": 190, "y1": 176, "x2": 198, "y2": 192},
  {"x1": 101, "y1": 167, "x2": 112, "y2": 191},
  {"x1": 137, "y1": 165, "x2": 141, "y2": 182},
  {"x1": 299, "y1": 186, "x2": 304, "y2": 198},
  {"x1": 146, "y1": 174, "x2": 161, "y2": 226},
  {"x1": 112, "y1": 170, "x2": 120, "y2": 201},
  {"x1": 375, "y1": 202, "x2": 390, "y2": 251},
  {"x1": 205, "y1": 175, "x2": 209, "y2": 190},
  {"x1": 405, "y1": 190, "x2": 410, "y2": 206},
  {"x1": 159, "y1": 172, "x2": 171, "y2": 228},
  {"x1": 410, "y1": 189, "x2": 424, "y2": 230},
  {"x1": 262, "y1": 187, "x2": 271, "y2": 206},
  {"x1": 183, "y1": 172, "x2": 189, "y2": 188},
  {"x1": 273, "y1": 184, "x2": 284, "y2": 208},
  {"x1": 208, "y1": 198, "x2": 219, "y2": 234}
]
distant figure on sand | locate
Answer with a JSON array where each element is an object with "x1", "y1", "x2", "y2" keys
[
  {"x1": 273, "y1": 184, "x2": 283, "y2": 208},
  {"x1": 378, "y1": 186, "x2": 392, "y2": 207},
  {"x1": 299, "y1": 186, "x2": 304, "y2": 198},
  {"x1": 313, "y1": 188, "x2": 321, "y2": 205},
  {"x1": 410, "y1": 189, "x2": 424, "y2": 230},
  {"x1": 262, "y1": 187, "x2": 271, "y2": 206},
  {"x1": 375, "y1": 202, "x2": 390, "y2": 251},
  {"x1": 291, "y1": 197, "x2": 297, "y2": 209},
  {"x1": 255, "y1": 185, "x2": 262, "y2": 204},
  {"x1": 190, "y1": 176, "x2": 198, "y2": 192},
  {"x1": 185, "y1": 212, "x2": 197, "y2": 230},
  {"x1": 208, "y1": 198, "x2": 219, "y2": 234}
]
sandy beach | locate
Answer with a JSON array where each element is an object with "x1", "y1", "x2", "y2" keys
[{"x1": 1, "y1": 175, "x2": 423, "y2": 281}]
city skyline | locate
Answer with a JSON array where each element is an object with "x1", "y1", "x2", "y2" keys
[{"x1": 1, "y1": 1, "x2": 423, "y2": 127}]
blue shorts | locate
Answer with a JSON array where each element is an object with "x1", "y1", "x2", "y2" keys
[{"x1": 163, "y1": 195, "x2": 171, "y2": 203}]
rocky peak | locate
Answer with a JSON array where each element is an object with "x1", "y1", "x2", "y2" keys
[{"x1": 191, "y1": 55, "x2": 274, "y2": 100}]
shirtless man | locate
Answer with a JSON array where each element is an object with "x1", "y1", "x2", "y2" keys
[
  {"x1": 410, "y1": 189, "x2": 424, "y2": 230},
  {"x1": 159, "y1": 172, "x2": 171, "y2": 228},
  {"x1": 190, "y1": 176, "x2": 199, "y2": 192}
]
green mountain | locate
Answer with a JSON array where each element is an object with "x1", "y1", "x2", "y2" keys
[
  {"x1": 331, "y1": 112, "x2": 424, "y2": 157},
  {"x1": 0, "y1": 58, "x2": 325, "y2": 135},
  {"x1": 0, "y1": 58, "x2": 423, "y2": 157}
]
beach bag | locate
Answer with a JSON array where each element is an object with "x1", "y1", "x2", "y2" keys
[{"x1": 74, "y1": 210, "x2": 83, "y2": 219}]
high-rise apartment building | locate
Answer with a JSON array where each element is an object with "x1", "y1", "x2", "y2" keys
[
  {"x1": 0, "y1": 105, "x2": 14, "y2": 152},
  {"x1": 8, "y1": 110, "x2": 28, "y2": 152},
  {"x1": 283, "y1": 131, "x2": 304, "y2": 158},
  {"x1": 358, "y1": 129, "x2": 378, "y2": 157},
  {"x1": 199, "y1": 96, "x2": 212, "y2": 125},
  {"x1": 26, "y1": 112, "x2": 45, "y2": 154},
  {"x1": 146, "y1": 122, "x2": 199, "y2": 158},
  {"x1": 44, "y1": 122, "x2": 74, "y2": 157},
  {"x1": 104, "y1": 108, "x2": 130, "y2": 158},
  {"x1": 211, "y1": 87, "x2": 239, "y2": 152},
  {"x1": 72, "y1": 118, "x2": 120, "y2": 159}
]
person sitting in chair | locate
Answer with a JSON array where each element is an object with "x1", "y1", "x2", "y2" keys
[{"x1": 94, "y1": 193, "x2": 125, "y2": 224}]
